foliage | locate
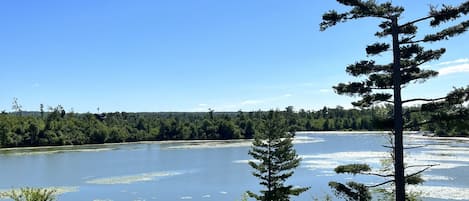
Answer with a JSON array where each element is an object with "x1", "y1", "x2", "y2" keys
[
  {"x1": 0, "y1": 103, "x2": 465, "y2": 149},
  {"x1": 236, "y1": 193, "x2": 249, "y2": 201},
  {"x1": 329, "y1": 181, "x2": 371, "y2": 201},
  {"x1": 313, "y1": 194, "x2": 333, "y2": 201},
  {"x1": 246, "y1": 111, "x2": 309, "y2": 201},
  {"x1": 0, "y1": 187, "x2": 56, "y2": 201},
  {"x1": 0, "y1": 104, "x2": 396, "y2": 148}
]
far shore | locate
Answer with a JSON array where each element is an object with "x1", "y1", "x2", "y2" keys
[
  {"x1": 1, "y1": 131, "x2": 468, "y2": 152},
  {"x1": 0, "y1": 139, "x2": 252, "y2": 152}
]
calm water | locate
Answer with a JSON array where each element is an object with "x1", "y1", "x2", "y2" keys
[{"x1": 1, "y1": 132, "x2": 468, "y2": 201}]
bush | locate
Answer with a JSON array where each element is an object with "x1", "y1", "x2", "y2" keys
[{"x1": 0, "y1": 187, "x2": 56, "y2": 201}]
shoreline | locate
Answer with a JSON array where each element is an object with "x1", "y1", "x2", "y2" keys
[
  {"x1": 407, "y1": 134, "x2": 469, "y2": 142},
  {"x1": 1, "y1": 131, "x2": 467, "y2": 152},
  {"x1": 296, "y1": 130, "x2": 420, "y2": 134},
  {"x1": 297, "y1": 130, "x2": 392, "y2": 134},
  {"x1": 0, "y1": 139, "x2": 252, "y2": 152}
]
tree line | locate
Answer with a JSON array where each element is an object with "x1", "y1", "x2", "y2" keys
[{"x1": 1, "y1": 104, "x2": 466, "y2": 148}]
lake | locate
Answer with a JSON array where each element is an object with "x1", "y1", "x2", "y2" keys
[{"x1": 1, "y1": 132, "x2": 468, "y2": 201}]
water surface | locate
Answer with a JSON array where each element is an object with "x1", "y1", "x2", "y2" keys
[{"x1": 1, "y1": 132, "x2": 468, "y2": 201}]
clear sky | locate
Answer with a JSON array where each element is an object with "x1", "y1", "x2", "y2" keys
[{"x1": 1, "y1": 0, "x2": 468, "y2": 113}]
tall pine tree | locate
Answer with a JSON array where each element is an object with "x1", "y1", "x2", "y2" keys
[
  {"x1": 320, "y1": 1, "x2": 469, "y2": 201},
  {"x1": 247, "y1": 111, "x2": 309, "y2": 201}
]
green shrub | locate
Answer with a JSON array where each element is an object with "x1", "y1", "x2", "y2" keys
[{"x1": 0, "y1": 187, "x2": 56, "y2": 201}]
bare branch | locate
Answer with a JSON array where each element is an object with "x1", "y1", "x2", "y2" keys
[
  {"x1": 366, "y1": 165, "x2": 436, "y2": 188},
  {"x1": 367, "y1": 179, "x2": 394, "y2": 188},
  {"x1": 405, "y1": 165, "x2": 437, "y2": 178},
  {"x1": 404, "y1": 145, "x2": 427, "y2": 150},
  {"x1": 400, "y1": 39, "x2": 426, "y2": 44},
  {"x1": 403, "y1": 108, "x2": 420, "y2": 115},
  {"x1": 404, "y1": 120, "x2": 433, "y2": 129},
  {"x1": 363, "y1": 172, "x2": 394, "y2": 178},
  {"x1": 370, "y1": 87, "x2": 393, "y2": 90},
  {"x1": 383, "y1": 145, "x2": 394, "y2": 149},
  {"x1": 405, "y1": 164, "x2": 437, "y2": 169},
  {"x1": 399, "y1": 16, "x2": 434, "y2": 28},
  {"x1": 402, "y1": 97, "x2": 446, "y2": 104}
]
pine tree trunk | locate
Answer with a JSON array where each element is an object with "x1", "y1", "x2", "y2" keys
[{"x1": 391, "y1": 16, "x2": 406, "y2": 201}]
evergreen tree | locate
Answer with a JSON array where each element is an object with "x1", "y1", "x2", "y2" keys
[
  {"x1": 247, "y1": 111, "x2": 309, "y2": 201},
  {"x1": 320, "y1": 1, "x2": 469, "y2": 200}
]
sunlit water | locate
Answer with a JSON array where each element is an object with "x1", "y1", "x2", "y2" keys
[{"x1": 1, "y1": 132, "x2": 468, "y2": 201}]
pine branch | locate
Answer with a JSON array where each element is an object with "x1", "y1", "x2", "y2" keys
[
  {"x1": 424, "y1": 20, "x2": 469, "y2": 42},
  {"x1": 320, "y1": 1, "x2": 404, "y2": 31},
  {"x1": 430, "y1": 3, "x2": 469, "y2": 26},
  {"x1": 403, "y1": 20, "x2": 469, "y2": 44},
  {"x1": 366, "y1": 43, "x2": 390, "y2": 55},
  {"x1": 352, "y1": 93, "x2": 393, "y2": 107}
]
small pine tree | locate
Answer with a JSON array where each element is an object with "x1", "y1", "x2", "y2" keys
[{"x1": 247, "y1": 110, "x2": 309, "y2": 201}]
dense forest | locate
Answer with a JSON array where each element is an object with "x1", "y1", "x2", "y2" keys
[{"x1": 0, "y1": 105, "x2": 467, "y2": 148}]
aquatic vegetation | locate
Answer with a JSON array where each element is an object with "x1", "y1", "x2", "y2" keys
[
  {"x1": 165, "y1": 140, "x2": 252, "y2": 149},
  {"x1": 408, "y1": 186, "x2": 469, "y2": 200},
  {"x1": 166, "y1": 136, "x2": 324, "y2": 149},
  {"x1": 301, "y1": 151, "x2": 388, "y2": 168},
  {"x1": 420, "y1": 175, "x2": 453, "y2": 181},
  {"x1": 292, "y1": 136, "x2": 325, "y2": 144},
  {"x1": 1, "y1": 148, "x2": 113, "y2": 156},
  {"x1": 86, "y1": 171, "x2": 184, "y2": 185}
]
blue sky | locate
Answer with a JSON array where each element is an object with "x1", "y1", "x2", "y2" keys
[{"x1": 1, "y1": 0, "x2": 468, "y2": 112}]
